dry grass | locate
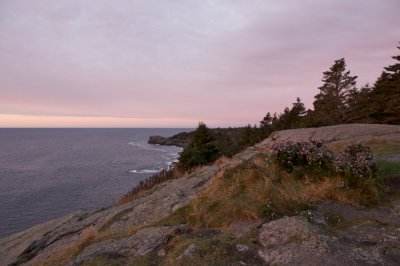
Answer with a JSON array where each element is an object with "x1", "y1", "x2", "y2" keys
[
  {"x1": 32, "y1": 223, "x2": 145, "y2": 265},
  {"x1": 118, "y1": 167, "x2": 184, "y2": 204},
  {"x1": 32, "y1": 226, "x2": 96, "y2": 266},
  {"x1": 185, "y1": 154, "x2": 381, "y2": 228},
  {"x1": 94, "y1": 225, "x2": 143, "y2": 243},
  {"x1": 215, "y1": 156, "x2": 230, "y2": 166}
]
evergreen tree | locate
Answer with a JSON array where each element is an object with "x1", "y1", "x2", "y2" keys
[
  {"x1": 368, "y1": 44, "x2": 400, "y2": 124},
  {"x1": 289, "y1": 97, "x2": 306, "y2": 128},
  {"x1": 279, "y1": 107, "x2": 292, "y2": 130},
  {"x1": 239, "y1": 124, "x2": 259, "y2": 148},
  {"x1": 215, "y1": 132, "x2": 235, "y2": 157},
  {"x1": 271, "y1": 113, "x2": 280, "y2": 131},
  {"x1": 345, "y1": 84, "x2": 373, "y2": 123},
  {"x1": 270, "y1": 98, "x2": 306, "y2": 131},
  {"x1": 260, "y1": 112, "x2": 273, "y2": 138},
  {"x1": 312, "y1": 58, "x2": 357, "y2": 126},
  {"x1": 260, "y1": 112, "x2": 273, "y2": 130},
  {"x1": 302, "y1": 109, "x2": 316, "y2": 128},
  {"x1": 178, "y1": 122, "x2": 219, "y2": 169}
]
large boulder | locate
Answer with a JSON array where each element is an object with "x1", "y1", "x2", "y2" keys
[{"x1": 258, "y1": 216, "x2": 335, "y2": 265}]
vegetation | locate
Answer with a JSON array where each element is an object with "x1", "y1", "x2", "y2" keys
[
  {"x1": 335, "y1": 144, "x2": 377, "y2": 187},
  {"x1": 376, "y1": 160, "x2": 400, "y2": 180},
  {"x1": 38, "y1": 46, "x2": 400, "y2": 266},
  {"x1": 150, "y1": 43, "x2": 398, "y2": 172},
  {"x1": 367, "y1": 46, "x2": 400, "y2": 124},
  {"x1": 271, "y1": 140, "x2": 334, "y2": 176},
  {"x1": 271, "y1": 141, "x2": 382, "y2": 203},
  {"x1": 322, "y1": 211, "x2": 360, "y2": 235},
  {"x1": 271, "y1": 43, "x2": 400, "y2": 128},
  {"x1": 178, "y1": 122, "x2": 220, "y2": 170},
  {"x1": 167, "y1": 151, "x2": 383, "y2": 230},
  {"x1": 312, "y1": 58, "x2": 358, "y2": 126},
  {"x1": 145, "y1": 140, "x2": 386, "y2": 232},
  {"x1": 119, "y1": 43, "x2": 399, "y2": 208},
  {"x1": 159, "y1": 232, "x2": 264, "y2": 266},
  {"x1": 118, "y1": 167, "x2": 183, "y2": 204}
]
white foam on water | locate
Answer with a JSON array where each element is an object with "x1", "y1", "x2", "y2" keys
[
  {"x1": 128, "y1": 141, "x2": 183, "y2": 174},
  {"x1": 152, "y1": 148, "x2": 166, "y2": 152},
  {"x1": 128, "y1": 141, "x2": 143, "y2": 146},
  {"x1": 128, "y1": 141, "x2": 167, "y2": 152},
  {"x1": 129, "y1": 169, "x2": 162, "y2": 174}
]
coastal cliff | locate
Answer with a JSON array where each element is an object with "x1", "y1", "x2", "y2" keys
[{"x1": 1, "y1": 124, "x2": 400, "y2": 265}]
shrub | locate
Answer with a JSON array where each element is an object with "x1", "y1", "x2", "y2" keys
[
  {"x1": 259, "y1": 199, "x2": 280, "y2": 219},
  {"x1": 334, "y1": 143, "x2": 377, "y2": 187},
  {"x1": 271, "y1": 140, "x2": 334, "y2": 175}
]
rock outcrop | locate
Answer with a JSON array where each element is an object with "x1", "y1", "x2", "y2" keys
[
  {"x1": 258, "y1": 123, "x2": 400, "y2": 148},
  {"x1": 71, "y1": 225, "x2": 184, "y2": 265},
  {"x1": 148, "y1": 132, "x2": 192, "y2": 147},
  {"x1": 1, "y1": 124, "x2": 399, "y2": 265},
  {"x1": 258, "y1": 216, "x2": 332, "y2": 265},
  {"x1": 258, "y1": 198, "x2": 400, "y2": 265},
  {"x1": 0, "y1": 163, "x2": 221, "y2": 265}
]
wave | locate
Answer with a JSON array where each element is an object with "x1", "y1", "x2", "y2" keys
[
  {"x1": 127, "y1": 141, "x2": 166, "y2": 152},
  {"x1": 129, "y1": 169, "x2": 162, "y2": 174},
  {"x1": 127, "y1": 141, "x2": 142, "y2": 146},
  {"x1": 128, "y1": 141, "x2": 182, "y2": 174}
]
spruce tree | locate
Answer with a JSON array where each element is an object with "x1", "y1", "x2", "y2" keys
[
  {"x1": 312, "y1": 58, "x2": 357, "y2": 126},
  {"x1": 259, "y1": 112, "x2": 273, "y2": 138},
  {"x1": 369, "y1": 44, "x2": 400, "y2": 124},
  {"x1": 271, "y1": 98, "x2": 306, "y2": 130},
  {"x1": 345, "y1": 84, "x2": 373, "y2": 123},
  {"x1": 260, "y1": 112, "x2": 273, "y2": 130},
  {"x1": 289, "y1": 97, "x2": 306, "y2": 128},
  {"x1": 178, "y1": 122, "x2": 219, "y2": 169}
]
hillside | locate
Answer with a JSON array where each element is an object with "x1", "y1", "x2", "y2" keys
[{"x1": 1, "y1": 124, "x2": 400, "y2": 265}]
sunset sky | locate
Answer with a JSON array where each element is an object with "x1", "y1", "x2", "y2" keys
[{"x1": 1, "y1": 0, "x2": 399, "y2": 128}]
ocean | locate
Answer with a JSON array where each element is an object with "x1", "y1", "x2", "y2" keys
[{"x1": 0, "y1": 128, "x2": 188, "y2": 238}]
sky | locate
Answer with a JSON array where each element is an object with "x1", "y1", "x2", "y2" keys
[{"x1": 0, "y1": 0, "x2": 399, "y2": 128}]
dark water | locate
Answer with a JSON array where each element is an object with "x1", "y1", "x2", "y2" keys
[{"x1": 0, "y1": 128, "x2": 188, "y2": 238}]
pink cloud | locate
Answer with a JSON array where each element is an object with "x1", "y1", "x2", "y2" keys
[{"x1": 0, "y1": 0, "x2": 399, "y2": 127}]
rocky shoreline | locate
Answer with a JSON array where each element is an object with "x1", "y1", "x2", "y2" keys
[
  {"x1": 148, "y1": 132, "x2": 192, "y2": 148},
  {"x1": 1, "y1": 124, "x2": 400, "y2": 265}
]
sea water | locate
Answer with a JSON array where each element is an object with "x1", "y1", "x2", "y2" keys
[{"x1": 0, "y1": 128, "x2": 188, "y2": 238}]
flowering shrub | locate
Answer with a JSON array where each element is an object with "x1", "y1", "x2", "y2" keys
[
  {"x1": 335, "y1": 144, "x2": 376, "y2": 187},
  {"x1": 271, "y1": 140, "x2": 334, "y2": 174}
]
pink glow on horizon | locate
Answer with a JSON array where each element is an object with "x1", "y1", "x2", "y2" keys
[
  {"x1": 0, "y1": 0, "x2": 399, "y2": 127},
  {"x1": 0, "y1": 114, "x2": 228, "y2": 128}
]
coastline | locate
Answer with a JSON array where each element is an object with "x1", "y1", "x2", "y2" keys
[
  {"x1": 1, "y1": 124, "x2": 400, "y2": 265},
  {"x1": 0, "y1": 128, "x2": 185, "y2": 239}
]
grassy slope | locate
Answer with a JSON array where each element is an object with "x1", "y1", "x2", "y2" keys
[{"x1": 41, "y1": 141, "x2": 400, "y2": 265}]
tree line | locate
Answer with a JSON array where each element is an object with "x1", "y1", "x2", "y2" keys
[
  {"x1": 179, "y1": 43, "x2": 400, "y2": 170},
  {"x1": 260, "y1": 43, "x2": 400, "y2": 133}
]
